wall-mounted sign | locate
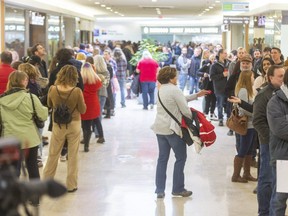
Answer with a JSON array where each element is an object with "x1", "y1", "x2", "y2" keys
[
  {"x1": 223, "y1": 2, "x2": 249, "y2": 11},
  {"x1": 201, "y1": 27, "x2": 219, "y2": 33},
  {"x1": 223, "y1": 16, "x2": 250, "y2": 24},
  {"x1": 99, "y1": 29, "x2": 124, "y2": 36},
  {"x1": 5, "y1": 25, "x2": 25, "y2": 31},
  {"x1": 30, "y1": 11, "x2": 45, "y2": 26},
  {"x1": 48, "y1": 26, "x2": 60, "y2": 32},
  {"x1": 142, "y1": 27, "x2": 219, "y2": 34}
]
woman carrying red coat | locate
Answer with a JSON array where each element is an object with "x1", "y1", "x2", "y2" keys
[{"x1": 81, "y1": 62, "x2": 103, "y2": 152}]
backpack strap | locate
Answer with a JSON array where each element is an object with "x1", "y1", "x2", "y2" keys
[
  {"x1": 157, "y1": 91, "x2": 181, "y2": 127},
  {"x1": 55, "y1": 85, "x2": 76, "y2": 108},
  {"x1": 55, "y1": 86, "x2": 76, "y2": 129}
]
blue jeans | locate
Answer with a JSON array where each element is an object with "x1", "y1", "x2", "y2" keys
[
  {"x1": 38, "y1": 127, "x2": 44, "y2": 156},
  {"x1": 189, "y1": 76, "x2": 199, "y2": 94},
  {"x1": 270, "y1": 165, "x2": 288, "y2": 216},
  {"x1": 117, "y1": 77, "x2": 126, "y2": 107},
  {"x1": 94, "y1": 95, "x2": 106, "y2": 136},
  {"x1": 99, "y1": 96, "x2": 106, "y2": 120},
  {"x1": 178, "y1": 73, "x2": 188, "y2": 91},
  {"x1": 237, "y1": 128, "x2": 255, "y2": 158},
  {"x1": 235, "y1": 133, "x2": 240, "y2": 153},
  {"x1": 257, "y1": 144, "x2": 273, "y2": 216},
  {"x1": 155, "y1": 133, "x2": 187, "y2": 194},
  {"x1": 141, "y1": 82, "x2": 156, "y2": 109},
  {"x1": 215, "y1": 93, "x2": 225, "y2": 121}
]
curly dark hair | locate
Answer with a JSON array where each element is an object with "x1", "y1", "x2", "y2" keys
[
  {"x1": 56, "y1": 48, "x2": 74, "y2": 63},
  {"x1": 157, "y1": 66, "x2": 177, "y2": 84}
]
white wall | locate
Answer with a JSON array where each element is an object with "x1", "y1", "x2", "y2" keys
[{"x1": 93, "y1": 22, "x2": 142, "y2": 43}]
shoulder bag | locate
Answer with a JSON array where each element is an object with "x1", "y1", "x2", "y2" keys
[
  {"x1": 226, "y1": 105, "x2": 248, "y2": 135},
  {"x1": 30, "y1": 93, "x2": 45, "y2": 128},
  {"x1": 157, "y1": 92, "x2": 199, "y2": 146}
]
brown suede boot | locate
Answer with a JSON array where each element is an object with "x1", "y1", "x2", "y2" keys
[
  {"x1": 231, "y1": 156, "x2": 248, "y2": 183},
  {"x1": 243, "y1": 155, "x2": 257, "y2": 181}
]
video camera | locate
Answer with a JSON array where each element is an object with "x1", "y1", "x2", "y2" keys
[{"x1": 0, "y1": 138, "x2": 66, "y2": 216}]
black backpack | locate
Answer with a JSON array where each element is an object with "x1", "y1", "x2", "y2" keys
[{"x1": 54, "y1": 86, "x2": 75, "y2": 128}]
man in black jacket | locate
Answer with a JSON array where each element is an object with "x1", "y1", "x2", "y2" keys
[
  {"x1": 209, "y1": 49, "x2": 229, "y2": 126},
  {"x1": 31, "y1": 44, "x2": 48, "y2": 78},
  {"x1": 253, "y1": 65, "x2": 285, "y2": 216}
]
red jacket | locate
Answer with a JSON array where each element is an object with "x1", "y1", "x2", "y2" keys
[
  {"x1": 137, "y1": 58, "x2": 158, "y2": 82},
  {"x1": 81, "y1": 81, "x2": 102, "y2": 120},
  {"x1": 0, "y1": 64, "x2": 15, "y2": 94}
]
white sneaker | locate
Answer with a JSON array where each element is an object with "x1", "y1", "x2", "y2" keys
[
  {"x1": 60, "y1": 154, "x2": 67, "y2": 162},
  {"x1": 150, "y1": 104, "x2": 154, "y2": 110},
  {"x1": 210, "y1": 113, "x2": 218, "y2": 121}
]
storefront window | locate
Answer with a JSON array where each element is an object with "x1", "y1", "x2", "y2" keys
[
  {"x1": 249, "y1": 11, "x2": 282, "y2": 50},
  {"x1": 5, "y1": 6, "x2": 25, "y2": 62},
  {"x1": 48, "y1": 15, "x2": 61, "y2": 62}
]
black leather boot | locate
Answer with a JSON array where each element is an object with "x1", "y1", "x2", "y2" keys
[{"x1": 84, "y1": 130, "x2": 92, "y2": 152}]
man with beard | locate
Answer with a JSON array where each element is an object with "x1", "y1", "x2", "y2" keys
[
  {"x1": 226, "y1": 54, "x2": 252, "y2": 133},
  {"x1": 31, "y1": 44, "x2": 48, "y2": 78}
]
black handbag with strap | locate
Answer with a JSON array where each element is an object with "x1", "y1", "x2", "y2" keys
[{"x1": 30, "y1": 93, "x2": 45, "y2": 129}]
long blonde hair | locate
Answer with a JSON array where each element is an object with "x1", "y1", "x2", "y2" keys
[
  {"x1": 81, "y1": 62, "x2": 100, "y2": 84},
  {"x1": 94, "y1": 55, "x2": 108, "y2": 73},
  {"x1": 55, "y1": 65, "x2": 78, "y2": 87},
  {"x1": 235, "y1": 70, "x2": 254, "y2": 99}
]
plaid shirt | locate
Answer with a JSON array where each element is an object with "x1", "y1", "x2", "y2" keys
[
  {"x1": 115, "y1": 58, "x2": 127, "y2": 79},
  {"x1": 108, "y1": 59, "x2": 117, "y2": 76}
]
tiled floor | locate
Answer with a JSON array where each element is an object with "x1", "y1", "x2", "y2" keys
[{"x1": 38, "y1": 96, "x2": 260, "y2": 216}]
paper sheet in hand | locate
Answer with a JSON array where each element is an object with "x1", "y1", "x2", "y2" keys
[{"x1": 276, "y1": 160, "x2": 288, "y2": 193}]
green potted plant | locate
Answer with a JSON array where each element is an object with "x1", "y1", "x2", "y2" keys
[{"x1": 129, "y1": 39, "x2": 168, "y2": 66}]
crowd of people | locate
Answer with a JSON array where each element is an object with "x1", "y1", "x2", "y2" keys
[
  {"x1": 1, "y1": 39, "x2": 288, "y2": 215},
  {"x1": 169, "y1": 42, "x2": 288, "y2": 215}
]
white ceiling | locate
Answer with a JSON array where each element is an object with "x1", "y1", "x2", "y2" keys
[{"x1": 5, "y1": 0, "x2": 288, "y2": 26}]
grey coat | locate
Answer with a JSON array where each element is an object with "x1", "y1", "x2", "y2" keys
[
  {"x1": 151, "y1": 83, "x2": 197, "y2": 137},
  {"x1": 267, "y1": 86, "x2": 288, "y2": 166}
]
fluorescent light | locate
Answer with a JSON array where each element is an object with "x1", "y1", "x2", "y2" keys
[
  {"x1": 106, "y1": 7, "x2": 111, "y2": 10},
  {"x1": 209, "y1": 6, "x2": 213, "y2": 9},
  {"x1": 215, "y1": 0, "x2": 220, "y2": 3},
  {"x1": 101, "y1": 4, "x2": 105, "y2": 7},
  {"x1": 94, "y1": 2, "x2": 100, "y2": 4},
  {"x1": 205, "y1": 8, "x2": 210, "y2": 11}
]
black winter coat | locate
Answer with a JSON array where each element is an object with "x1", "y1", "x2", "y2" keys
[{"x1": 209, "y1": 60, "x2": 229, "y2": 95}]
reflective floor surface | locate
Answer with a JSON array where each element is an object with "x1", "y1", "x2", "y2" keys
[{"x1": 38, "y1": 96, "x2": 260, "y2": 216}]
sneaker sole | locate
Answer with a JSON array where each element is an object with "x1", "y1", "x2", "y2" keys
[{"x1": 172, "y1": 192, "x2": 193, "y2": 197}]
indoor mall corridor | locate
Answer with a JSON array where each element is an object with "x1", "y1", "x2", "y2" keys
[{"x1": 38, "y1": 96, "x2": 258, "y2": 216}]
